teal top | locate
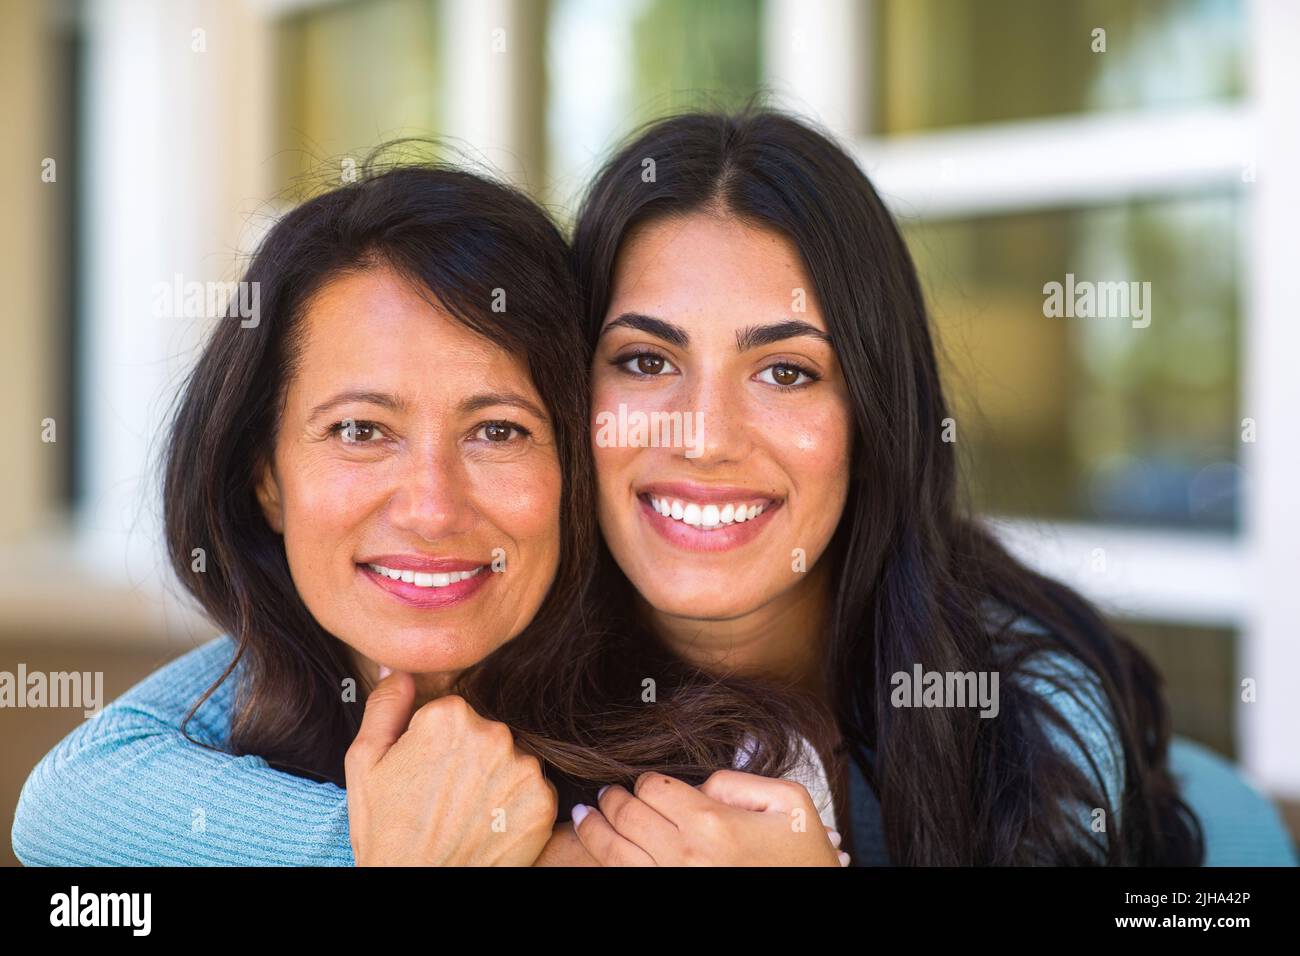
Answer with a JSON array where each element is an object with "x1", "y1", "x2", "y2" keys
[{"x1": 12, "y1": 631, "x2": 1293, "y2": 866}]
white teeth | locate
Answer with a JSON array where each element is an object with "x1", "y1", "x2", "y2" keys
[
  {"x1": 369, "y1": 564, "x2": 483, "y2": 588},
  {"x1": 643, "y1": 496, "x2": 768, "y2": 530}
]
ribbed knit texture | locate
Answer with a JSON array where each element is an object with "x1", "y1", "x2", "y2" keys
[{"x1": 12, "y1": 637, "x2": 353, "y2": 866}]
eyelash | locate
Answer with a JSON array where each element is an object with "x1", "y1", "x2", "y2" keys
[
  {"x1": 611, "y1": 350, "x2": 822, "y2": 389},
  {"x1": 327, "y1": 419, "x2": 533, "y2": 445}
]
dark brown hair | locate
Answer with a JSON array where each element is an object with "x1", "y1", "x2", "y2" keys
[
  {"x1": 165, "y1": 150, "x2": 814, "y2": 800},
  {"x1": 572, "y1": 106, "x2": 1204, "y2": 864}
]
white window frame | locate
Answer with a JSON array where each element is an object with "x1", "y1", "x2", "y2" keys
[{"x1": 764, "y1": 0, "x2": 1299, "y2": 797}]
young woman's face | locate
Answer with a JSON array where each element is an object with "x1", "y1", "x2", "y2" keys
[
  {"x1": 258, "y1": 265, "x2": 562, "y2": 677},
  {"x1": 591, "y1": 213, "x2": 853, "y2": 620}
]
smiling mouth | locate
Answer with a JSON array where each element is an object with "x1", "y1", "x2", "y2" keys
[
  {"x1": 639, "y1": 493, "x2": 780, "y2": 531},
  {"x1": 364, "y1": 563, "x2": 486, "y2": 589}
]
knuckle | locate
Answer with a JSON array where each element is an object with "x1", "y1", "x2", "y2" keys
[
  {"x1": 516, "y1": 752, "x2": 544, "y2": 780},
  {"x1": 686, "y1": 806, "x2": 728, "y2": 842},
  {"x1": 780, "y1": 779, "x2": 813, "y2": 803},
  {"x1": 537, "y1": 780, "x2": 558, "y2": 820},
  {"x1": 411, "y1": 694, "x2": 468, "y2": 731},
  {"x1": 482, "y1": 719, "x2": 514, "y2": 749},
  {"x1": 605, "y1": 797, "x2": 631, "y2": 832},
  {"x1": 698, "y1": 769, "x2": 729, "y2": 798},
  {"x1": 633, "y1": 771, "x2": 664, "y2": 798},
  {"x1": 435, "y1": 693, "x2": 471, "y2": 717},
  {"x1": 343, "y1": 741, "x2": 368, "y2": 776}
]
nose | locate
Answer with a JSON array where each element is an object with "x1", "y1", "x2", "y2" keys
[
  {"x1": 679, "y1": 362, "x2": 752, "y2": 466},
  {"x1": 385, "y1": 441, "x2": 477, "y2": 543}
]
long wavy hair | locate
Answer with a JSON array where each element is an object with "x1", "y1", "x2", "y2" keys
[
  {"x1": 571, "y1": 107, "x2": 1204, "y2": 865},
  {"x1": 164, "y1": 151, "x2": 812, "y2": 800}
]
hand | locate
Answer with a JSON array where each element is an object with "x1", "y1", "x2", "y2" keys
[
  {"x1": 532, "y1": 822, "x2": 600, "y2": 867},
  {"x1": 345, "y1": 668, "x2": 557, "y2": 865},
  {"x1": 570, "y1": 770, "x2": 847, "y2": 866}
]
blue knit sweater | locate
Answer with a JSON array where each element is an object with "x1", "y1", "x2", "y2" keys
[{"x1": 12, "y1": 632, "x2": 1126, "y2": 866}]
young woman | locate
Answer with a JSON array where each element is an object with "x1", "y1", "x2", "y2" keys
[
  {"x1": 11, "y1": 155, "x2": 837, "y2": 867},
  {"x1": 563, "y1": 107, "x2": 1203, "y2": 865}
]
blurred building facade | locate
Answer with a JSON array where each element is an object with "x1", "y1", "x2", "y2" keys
[{"x1": 2, "y1": 0, "x2": 1297, "y2": 863}]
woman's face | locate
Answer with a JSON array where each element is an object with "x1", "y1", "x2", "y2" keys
[
  {"x1": 257, "y1": 265, "x2": 562, "y2": 678},
  {"x1": 591, "y1": 213, "x2": 853, "y2": 621}
]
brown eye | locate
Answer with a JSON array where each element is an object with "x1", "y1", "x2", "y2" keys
[
  {"x1": 756, "y1": 363, "x2": 817, "y2": 388},
  {"x1": 474, "y1": 420, "x2": 530, "y2": 444},
  {"x1": 771, "y1": 365, "x2": 799, "y2": 386},
  {"x1": 616, "y1": 351, "x2": 679, "y2": 377},
  {"x1": 336, "y1": 419, "x2": 381, "y2": 443}
]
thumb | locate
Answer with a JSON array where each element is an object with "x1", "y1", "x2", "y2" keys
[{"x1": 350, "y1": 666, "x2": 416, "y2": 771}]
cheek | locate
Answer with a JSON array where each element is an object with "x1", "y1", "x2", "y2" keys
[
  {"x1": 589, "y1": 388, "x2": 643, "y2": 506},
  {"x1": 273, "y1": 455, "x2": 387, "y2": 626},
  {"x1": 279, "y1": 456, "x2": 381, "y2": 563},
  {"x1": 474, "y1": 460, "x2": 563, "y2": 557},
  {"x1": 775, "y1": 403, "x2": 853, "y2": 497},
  {"x1": 592, "y1": 441, "x2": 637, "y2": 498}
]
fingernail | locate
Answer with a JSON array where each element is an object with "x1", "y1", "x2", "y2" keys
[
  {"x1": 571, "y1": 804, "x2": 590, "y2": 827},
  {"x1": 597, "y1": 785, "x2": 610, "y2": 800},
  {"x1": 838, "y1": 851, "x2": 850, "y2": 867},
  {"x1": 827, "y1": 830, "x2": 841, "y2": 848},
  {"x1": 377, "y1": 665, "x2": 392, "y2": 680}
]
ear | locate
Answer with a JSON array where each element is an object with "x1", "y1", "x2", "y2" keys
[{"x1": 255, "y1": 458, "x2": 285, "y2": 535}]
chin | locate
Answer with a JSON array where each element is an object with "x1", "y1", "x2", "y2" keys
[
  {"x1": 369, "y1": 626, "x2": 499, "y2": 673},
  {"x1": 643, "y1": 579, "x2": 767, "y2": 622}
]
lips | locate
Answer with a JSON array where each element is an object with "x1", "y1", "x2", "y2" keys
[
  {"x1": 357, "y1": 554, "x2": 493, "y2": 609},
  {"x1": 357, "y1": 554, "x2": 485, "y2": 573},
  {"x1": 635, "y1": 481, "x2": 783, "y2": 553}
]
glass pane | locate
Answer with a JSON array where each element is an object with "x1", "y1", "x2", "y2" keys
[
  {"x1": 274, "y1": 0, "x2": 441, "y2": 191},
  {"x1": 547, "y1": 0, "x2": 761, "y2": 209},
  {"x1": 1120, "y1": 619, "x2": 1236, "y2": 759},
  {"x1": 874, "y1": 0, "x2": 1246, "y2": 134},
  {"x1": 628, "y1": 0, "x2": 761, "y2": 120},
  {"x1": 904, "y1": 194, "x2": 1242, "y2": 530}
]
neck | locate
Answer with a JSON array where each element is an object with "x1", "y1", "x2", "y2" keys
[{"x1": 643, "y1": 560, "x2": 833, "y2": 700}]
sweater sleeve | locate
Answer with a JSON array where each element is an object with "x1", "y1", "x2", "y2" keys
[
  {"x1": 1016, "y1": 648, "x2": 1126, "y2": 862},
  {"x1": 11, "y1": 636, "x2": 354, "y2": 866}
]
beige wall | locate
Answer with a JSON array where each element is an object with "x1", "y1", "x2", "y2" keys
[{"x1": 0, "y1": 0, "x2": 59, "y2": 540}]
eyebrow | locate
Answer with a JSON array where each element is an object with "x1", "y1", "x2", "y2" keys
[
  {"x1": 458, "y1": 391, "x2": 548, "y2": 421},
  {"x1": 308, "y1": 389, "x2": 547, "y2": 422},
  {"x1": 600, "y1": 312, "x2": 690, "y2": 347},
  {"x1": 308, "y1": 390, "x2": 406, "y2": 421},
  {"x1": 600, "y1": 312, "x2": 833, "y2": 352},
  {"x1": 735, "y1": 320, "x2": 833, "y2": 352}
]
